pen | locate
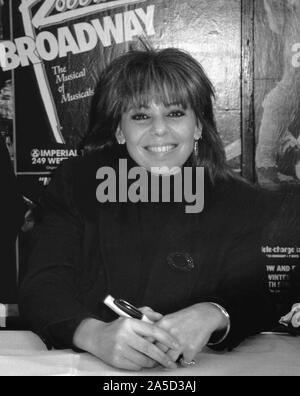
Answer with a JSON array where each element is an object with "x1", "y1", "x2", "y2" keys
[{"x1": 103, "y1": 294, "x2": 153, "y2": 324}]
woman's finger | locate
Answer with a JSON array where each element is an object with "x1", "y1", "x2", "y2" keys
[
  {"x1": 182, "y1": 347, "x2": 197, "y2": 364},
  {"x1": 154, "y1": 341, "x2": 170, "y2": 353},
  {"x1": 139, "y1": 306, "x2": 163, "y2": 322},
  {"x1": 145, "y1": 335, "x2": 155, "y2": 343},
  {"x1": 127, "y1": 334, "x2": 178, "y2": 369},
  {"x1": 154, "y1": 341, "x2": 183, "y2": 365},
  {"x1": 112, "y1": 354, "x2": 143, "y2": 371},
  {"x1": 131, "y1": 319, "x2": 180, "y2": 351},
  {"x1": 121, "y1": 345, "x2": 158, "y2": 369},
  {"x1": 167, "y1": 348, "x2": 183, "y2": 363},
  {"x1": 169, "y1": 337, "x2": 208, "y2": 364}
]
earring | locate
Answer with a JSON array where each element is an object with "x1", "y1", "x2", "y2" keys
[
  {"x1": 116, "y1": 129, "x2": 125, "y2": 144},
  {"x1": 194, "y1": 139, "x2": 199, "y2": 157}
]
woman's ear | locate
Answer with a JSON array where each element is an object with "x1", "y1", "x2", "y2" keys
[
  {"x1": 194, "y1": 123, "x2": 203, "y2": 140},
  {"x1": 115, "y1": 127, "x2": 126, "y2": 144}
]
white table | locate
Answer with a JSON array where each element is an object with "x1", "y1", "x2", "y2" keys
[{"x1": 0, "y1": 331, "x2": 299, "y2": 376}]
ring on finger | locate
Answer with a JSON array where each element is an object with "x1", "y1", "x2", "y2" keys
[{"x1": 179, "y1": 357, "x2": 196, "y2": 367}]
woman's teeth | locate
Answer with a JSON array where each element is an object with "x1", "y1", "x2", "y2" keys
[{"x1": 146, "y1": 145, "x2": 176, "y2": 153}]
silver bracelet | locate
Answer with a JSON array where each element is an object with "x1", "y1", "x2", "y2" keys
[{"x1": 207, "y1": 303, "x2": 231, "y2": 346}]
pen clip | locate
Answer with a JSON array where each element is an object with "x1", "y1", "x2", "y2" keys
[{"x1": 114, "y1": 299, "x2": 143, "y2": 320}]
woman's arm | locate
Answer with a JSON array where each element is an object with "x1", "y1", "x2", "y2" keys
[
  {"x1": 19, "y1": 159, "x2": 93, "y2": 348},
  {"x1": 155, "y1": 225, "x2": 276, "y2": 362},
  {"x1": 210, "y1": 226, "x2": 276, "y2": 349},
  {"x1": 19, "y1": 159, "x2": 180, "y2": 370}
]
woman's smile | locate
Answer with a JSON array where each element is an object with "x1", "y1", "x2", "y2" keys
[{"x1": 143, "y1": 144, "x2": 179, "y2": 154}]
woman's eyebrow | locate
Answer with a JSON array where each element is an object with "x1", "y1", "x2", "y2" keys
[
  {"x1": 166, "y1": 102, "x2": 185, "y2": 107},
  {"x1": 126, "y1": 102, "x2": 185, "y2": 112}
]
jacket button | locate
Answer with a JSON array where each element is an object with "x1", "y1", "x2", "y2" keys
[{"x1": 167, "y1": 252, "x2": 195, "y2": 272}]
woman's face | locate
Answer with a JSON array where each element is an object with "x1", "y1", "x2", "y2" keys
[{"x1": 117, "y1": 101, "x2": 201, "y2": 172}]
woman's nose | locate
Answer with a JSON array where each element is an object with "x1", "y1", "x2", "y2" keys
[{"x1": 151, "y1": 116, "x2": 168, "y2": 136}]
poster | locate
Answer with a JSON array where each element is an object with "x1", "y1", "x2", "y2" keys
[
  {"x1": 261, "y1": 189, "x2": 300, "y2": 310},
  {"x1": 253, "y1": 0, "x2": 300, "y2": 311},
  {"x1": 255, "y1": 0, "x2": 300, "y2": 188}
]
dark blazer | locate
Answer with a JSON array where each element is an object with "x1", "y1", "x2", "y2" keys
[{"x1": 19, "y1": 147, "x2": 280, "y2": 350}]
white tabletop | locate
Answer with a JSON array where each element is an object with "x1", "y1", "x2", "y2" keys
[{"x1": 0, "y1": 331, "x2": 299, "y2": 376}]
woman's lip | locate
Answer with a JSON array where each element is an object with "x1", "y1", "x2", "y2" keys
[{"x1": 144, "y1": 144, "x2": 178, "y2": 153}]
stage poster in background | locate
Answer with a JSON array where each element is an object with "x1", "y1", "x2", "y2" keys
[{"x1": 255, "y1": 0, "x2": 300, "y2": 189}]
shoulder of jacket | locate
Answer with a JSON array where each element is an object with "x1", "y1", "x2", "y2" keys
[
  {"x1": 48, "y1": 150, "x2": 117, "y2": 219},
  {"x1": 211, "y1": 176, "x2": 284, "y2": 229}
]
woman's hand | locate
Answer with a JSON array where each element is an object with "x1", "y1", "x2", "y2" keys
[
  {"x1": 156, "y1": 302, "x2": 229, "y2": 363},
  {"x1": 73, "y1": 317, "x2": 180, "y2": 371}
]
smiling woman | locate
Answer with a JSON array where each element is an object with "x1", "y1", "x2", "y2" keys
[{"x1": 19, "y1": 46, "x2": 280, "y2": 371}]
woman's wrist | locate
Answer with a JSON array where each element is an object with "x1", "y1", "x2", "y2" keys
[
  {"x1": 191, "y1": 302, "x2": 230, "y2": 346},
  {"x1": 193, "y1": 302, "x2": 228, "y2": 331},
  {"x1": 73, "y1": 317, "x2": 107, "y2": 353},
  {"x1": 208, "y1": 303, "x2": 230, "y2": 330},
  {"x1": 206, "y1": 303, "x2": 230, "y2": 345}
]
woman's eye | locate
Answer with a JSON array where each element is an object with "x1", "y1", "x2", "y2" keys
[
  {"x1": 168, "y1": 110, "x2": 185, "y2": 118},
  {"x1": 131, "y1": 113, "x2": 150, "y2": 121}
]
